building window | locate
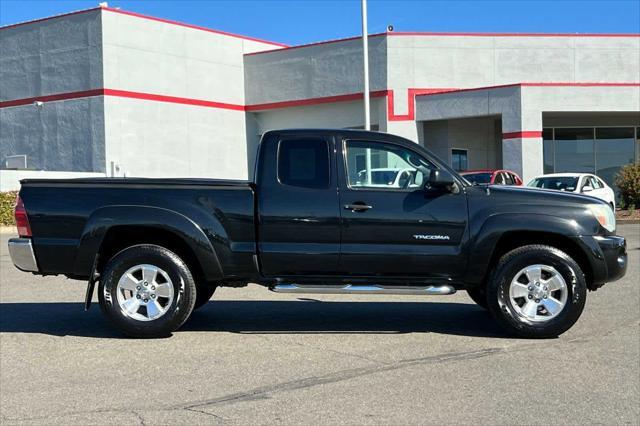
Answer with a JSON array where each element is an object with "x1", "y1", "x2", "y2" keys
[
  {"x1": 554, "y1": 128, "x2": 594, "y2": 173},
  {"x1": 595, "y1": 128, "x2": 636, "y2": 191},
  {"x1": 451, "y1": 149, "x2": 468, "y2": 172},
  {"x1": 542, "y1": 126, "x2": 638, "y2": 198},
  {"x1": 4, "y1": 155, "x2": 28, "y2": 170},
  {"x1": 277, "y1": 138, "x2": 330, "y2": 189}
]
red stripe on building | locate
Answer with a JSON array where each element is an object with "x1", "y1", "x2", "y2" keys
[
  {"x1": 387, "y1": 88, "x2": 458, "y2": 121},
  {"x1": 0, "y1": 6, "x2": 288, "y2": 48},
  {"x1": 103, "y1": 89, "x2": 245, "y2": 111},
  {"x1": 245, "y1": 90, "x2": 388, "y2": 111},
  {"x1": 502, "y1": 131, "x2": 543, "y2": 139},
  {"x1": 101, "y1": 7, "x2": 288, "y2": 47},
  {"x1": 0, "y1": 89, "x2": 105, "y2": 108},
  {"x1": 244, "y1": 34, "x2": 387, "y2": 56},
  {"x1": 415, "y1": 82, "x2": 640, "y2": 98},
  {"x1": 245, "y1": 31, "x2": 640, "y2": 57},
  {"x1": 0, "y1": 7, "x2": 101, "y2": 31},
  {"x1": 2, "y1": 83, "x2": 638, "y2": 124},
  {"x1": 387, "y1": 31, "x2": 640, "y2": 38},
  {"x1": 519, "y1": 82, "x2": 640, "y2": 87}
]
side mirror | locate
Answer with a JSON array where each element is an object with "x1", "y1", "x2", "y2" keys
[
  {"x1": 426, "y1": 169, "x2": 455, "y2": 189},
  {"x1": 582, "y1": 185, "x2": 593, "y2": 193}
]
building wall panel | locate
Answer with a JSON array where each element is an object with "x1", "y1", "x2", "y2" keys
[
  {"x1": 387, "y1": 35, "x2": 640, "y2": 92},
  {"x1": 104, "y1": 97, "x2": 249, "y2": 179},
  {"x1": 244, "y1": 37, "x2": 387, "y2": 105},
  {"x1": 0, "y1": 10, "x2": 102, "y2": 101},
  {"x1": 101, "y1": 11, "x2": 250, "y2": 104},
  {"x1": 0, "y1": 97, "x2": 105, "y2": 172}
]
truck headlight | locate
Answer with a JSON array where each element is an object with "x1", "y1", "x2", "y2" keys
[{"x1": 588, "y1": 204, "x2": 616, "y2": 232}]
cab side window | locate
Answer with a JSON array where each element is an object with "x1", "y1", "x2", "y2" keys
[
  {"x1": 278, "y1": 138, "x2": 330, "y2": 189},
  {"x1": 494, "y1": 173, "x2": 505, "y2": 185},
  {"x1": 345, "y1": 140, "x2": 433, "y2": 190}
]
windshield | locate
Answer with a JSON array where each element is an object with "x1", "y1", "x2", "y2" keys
[
  {"x1": 462, "y1": 172, "x2": 492, "y2": 185},
  {"x1": 528, "y1": 176, "x2": 579, "y2": 192}
]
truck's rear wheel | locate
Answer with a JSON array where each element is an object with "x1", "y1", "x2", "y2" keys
[
  {"x1": 486, "y1": 245, "x2": 586, "y2": 338},
  {"x1": 98, "y1": 244, "x2": 197, "y2": 338},
  {"x1": 193, "y1": 285, "x2": 217, "y2": 310}
]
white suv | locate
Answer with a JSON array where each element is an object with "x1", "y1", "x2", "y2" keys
[{"x1": 527, "y1": 173, "x2": 616, "y2": 209}]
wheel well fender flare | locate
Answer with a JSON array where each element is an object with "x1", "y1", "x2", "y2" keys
[
  {"x1": 73, "y1": 205, "x2": 223, "y2": 280},
  {"x1": 466, "y1": 213, "x2": 592, "y2": 283}
]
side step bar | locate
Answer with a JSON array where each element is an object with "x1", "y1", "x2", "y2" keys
[{"x1": 270, "y1": 284, "x2": 456, "y2": 295}]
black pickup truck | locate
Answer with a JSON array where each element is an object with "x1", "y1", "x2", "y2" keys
[{"x1": 9, "y1": 129, "x2": 627, "y2": 338}]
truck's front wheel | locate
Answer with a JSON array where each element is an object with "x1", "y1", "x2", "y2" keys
[
  {"x1": 486, "y1": 245, "x2": 587, "y2": 338},
  {"x1": 98, "y1": 244, "x2": 197, "y2": 338}
]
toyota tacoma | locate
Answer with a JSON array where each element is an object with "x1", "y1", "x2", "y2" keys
[{"x1": 8, "y1": 129, "x2": 627, "y2": 338}]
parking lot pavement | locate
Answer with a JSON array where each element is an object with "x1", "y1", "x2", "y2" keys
[{"x1": 0, "y1": 225, "x2": 638, "y2": 425}]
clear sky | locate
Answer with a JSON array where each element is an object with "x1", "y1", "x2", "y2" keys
[{"x1": 1, "y1": 0, "x2": 639, "y2": 45}]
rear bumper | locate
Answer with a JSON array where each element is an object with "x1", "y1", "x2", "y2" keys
[
  {"x1": 574, "y1": 234, "x2": 627, "y2": 290},
  {"x1": 8, "y1": 238, "x2": 39, "y2": 272}
]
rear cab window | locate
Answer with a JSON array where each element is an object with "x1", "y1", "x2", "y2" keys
[{"x1": 277, "y1": 138, "x2": 330, "y2": 189}]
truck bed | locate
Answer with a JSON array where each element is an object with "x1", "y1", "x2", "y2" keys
[{"x1": 20, "y1": 177, "x2": 257, "y2": 280}]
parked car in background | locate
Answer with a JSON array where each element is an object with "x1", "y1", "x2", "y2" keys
[
  {"x1": 527, "y1": 173, "x2": 616, "y2": 209},
  {"x1": 461, "y1": 169, "x2": 523, "y2": 186},
  {"x1": 355, "y1": 168, "x2": 421, "y2": 189}
]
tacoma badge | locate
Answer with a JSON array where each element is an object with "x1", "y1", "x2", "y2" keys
[{"x1": 413, "y1": 234, "x2": 450, "y2": 240}]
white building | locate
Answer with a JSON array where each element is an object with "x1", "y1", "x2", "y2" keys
[{"x1": 1, "y1": 5, "x2": 639, "y2": 192}]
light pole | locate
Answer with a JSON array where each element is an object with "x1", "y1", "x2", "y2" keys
[
  {"x1": 361, "y1": 0, "x2": 372, "y2": 185},
  {"x1": 361, "y1": 0, "x2": 370, "y2": 131}
]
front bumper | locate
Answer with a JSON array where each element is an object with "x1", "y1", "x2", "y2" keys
[
  {"x1": 8, "y1": 238, "x2": 39, "y2": 272},
  {"x1": 594, "y1": 235, "x2": 627, "y2": 283},
  {"x1": 575, "y1": 234, "x2": 627, "y2": 290}
]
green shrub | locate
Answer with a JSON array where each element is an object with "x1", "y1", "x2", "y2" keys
[
  {"x1": 0, "y1": 191, "x2": 18, "y2": 226},
  {"x1": 615, "y1": 163, "x2": 640, "y2": 210}
]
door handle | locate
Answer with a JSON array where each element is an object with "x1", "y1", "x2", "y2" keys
[{"x1": 344, "y1": 203, "x2": 372, "y2": 212}]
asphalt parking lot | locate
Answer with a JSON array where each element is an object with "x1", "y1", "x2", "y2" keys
[{"x1": 1, "y1": 225, "x2": 638, "y2": 425}]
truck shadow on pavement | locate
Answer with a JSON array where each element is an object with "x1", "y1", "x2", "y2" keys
[{"x1": 0, "y1": 300, "x2": 508, "y2": 339}]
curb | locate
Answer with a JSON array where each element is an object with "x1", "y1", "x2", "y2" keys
[
  {"x1": 0, "y1": 226, "x2": 17, "y2": 234},
  {"x1": 617, "y1": 219, "x2": 640, "y2": 224}
]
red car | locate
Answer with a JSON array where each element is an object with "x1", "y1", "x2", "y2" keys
[{"x1": 460, "y1": 169, "x2": 523, "y2": 186}]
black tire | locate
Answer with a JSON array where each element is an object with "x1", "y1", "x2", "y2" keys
[
  {"x1": 98, "y1": 244, "x2": 197, "y2": 338},
  {"x1": 193, "y1": 285, "x2": 217, "y2": 310},
  {"x1": 486, "y1": 244, "x2": 587, "y2": 339},
  {"x1": 466, "y1": 286, "x2": 488, "y2": 310}
]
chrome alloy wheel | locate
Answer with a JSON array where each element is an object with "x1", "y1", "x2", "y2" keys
[
  {"x1": 508, "y1": 264, "x2": 568, "y2": 323},
  {"x1": 115, "y1": 264, "x2": 174, "y2": 322}
]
